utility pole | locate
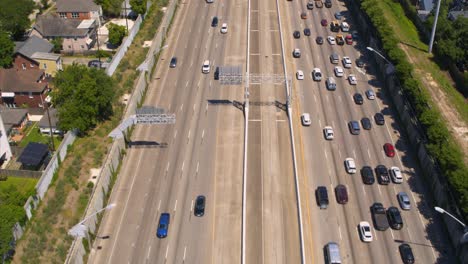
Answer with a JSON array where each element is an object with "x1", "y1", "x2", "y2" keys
[
  {"x1": 40, "y1": 93, "x2": 55, "y2": 151},
  {"x1": 428, "y1": 0, "x2": 442, "y2": 54}
]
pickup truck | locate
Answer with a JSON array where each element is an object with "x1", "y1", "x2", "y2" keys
[
  {"x1": 315, "y1": 0, "x2": 323, "y2": 8},
  {"x1": 371, "y1": 203, "x2": 389, "y2": 231}
]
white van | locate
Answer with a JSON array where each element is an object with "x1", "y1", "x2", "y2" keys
[
  {"x1": 301, "y1": 113, "x2": 311, "y2": 126},
  {"x1": 345, "y1": 158, "x2": 356, "y2": 174},
  {"x1": 325, "y1": 242, "x2": 342, "y2": 264},
  {"x1": 326, "y1": 77, "x2": 336, "y2": 90}
]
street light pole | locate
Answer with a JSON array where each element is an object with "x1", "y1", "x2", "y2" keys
[
  {"x1": 366, "y1": 46, "x2": 395, "y2": 74},
  {"x1": 428, "y1": 0, "x2": 442, "y2": 54},
  {"x1": 434, "y1": 206, "x2": 468, "y2": 244}
]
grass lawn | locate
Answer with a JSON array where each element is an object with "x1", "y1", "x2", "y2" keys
[
  {"x1": 20, "y1": 122, "x2": 62, "y2": 149},
  {"x1": 379, "y1": 0, "x2": 468, "y2": 123},
  {"x1": 0, "y1": 177, "x2": 37, "y2": 196}
]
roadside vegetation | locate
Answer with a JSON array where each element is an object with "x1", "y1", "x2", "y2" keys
[{"x1": 359, "y1": 0, "x2": 468, "y2": 220}]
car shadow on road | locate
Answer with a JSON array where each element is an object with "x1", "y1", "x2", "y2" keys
[{"x1": 128, "y1": 141, "x2": 168, "y2": 148}]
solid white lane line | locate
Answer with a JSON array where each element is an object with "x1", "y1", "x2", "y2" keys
[
  {"x1": 378, "y1": 185, "x2": 382, "y2": 195},
  {"x1": 196, "y1": 162, "x2": 199, "y2": 174},
  {"x1": 390, "y1": 229, "x2": 395, "y2": 239}
]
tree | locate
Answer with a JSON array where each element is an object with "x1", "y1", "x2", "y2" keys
[
  {"x1": 95, "y1": 0, "x2": 122, "y2": 17},
  {"x1": 50, "y1": 38, "x2": 63, "y2": 53},
  {"x1": 0, "y1": 30, "x2": 14, "y2": 68},
  {"x1": 52, "y1": 64, "x2": 115, "y2": 134},
  {"x1": 130, "y1": 0, "x2": 147, "y2": 15},
  {"x1": 0, "y1": 0, "x2": 35, "y2": 40},
  {"x1": 107, "y1": 23, "x2": 127, "y2": 46}
]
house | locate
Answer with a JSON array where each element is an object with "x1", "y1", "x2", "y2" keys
[
  {"x1": 13, "y1": 35, "x2": 63, "y2": 77},
  {"x1": 0, "y1": 108, "x2": 29, "y2": 142},
  {"x1": 38, "y1": 108, "x2": 62, "y2": 135},
  {"x1": 0, "y1": 114, "x2": 13, "y2": 164},
  {"x1": 0, "y1": 68, "x2": 50, "y2": 108},
  {"x1": 56, "y1": 0, "x2": 102, "y2": 24},
  {"x1": 448, "y1": 10, "x2": 468, "y2": 21},
  {"x1": 32, "y1": 15, "x2": 97, "y2": 53}
]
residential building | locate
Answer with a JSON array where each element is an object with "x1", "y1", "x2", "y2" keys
[
  {"x1": 38, "y1": 108, "x2": 62, "y2": 135},
  {"x1": 31, "y1": 52, "x2": 63, "y2": 77},
  {"x1": 0, "y1": 112, "x2": 16, "y2": 164},
  {"x1": 0, "y1": 107, "x2": 29, "y2": 144},
  {"x1": 0, "y1": 68, "x2": 50, "y2": 108},
  {"x1": 32, "y1": 15, "x2": 97, "y2": 53},
  {"x1": 56, "y1": 0, "x2": 102, "y2": 24}
]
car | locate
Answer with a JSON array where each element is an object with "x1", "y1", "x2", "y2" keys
[
  {"x1": 399, "y1": 243, "x2": 415, "y2": 264},
  {"x1": 353, "y1": 93, "x2": 364, "y2": 105},
  {"x1": 374, "y1": 113, "x2": 385, "y2": 125},
  {"x1": 397, "y1": 192, "x2": 411, "y2": 210},
  {"x1": 341, "y1": 22, "x2": 350, "y2": 32},
  {"x1": 327, "y1": 36, "x2": 336, "y2": 45},
  {"x1": 202, "y1": 60, "x2": 210, "y2": 73},
  {"x1": 361, "y1": 117, "x2": 372, "y2": 130},
  {"x1": 335, "y1": 184, "x2": 348, "y2": 204},
  {"x1": 345, "y1": 34, "x2": 353, "y2": 44},
  {"x1": 334, "y1": 11, "x2": 342, "y2": 20},
  {"x1": 358, "y1": 221, "x2": 373, "y2": 242},
  {"x1": 324, "y1": 0, "x2": 332, "y2": 7},
  {"x1": 330, "y1": 21, "x2": 340, "y2": 32},
  {"x1": 293, "y1": 30, "x2": 300, "y2": 39},
  {"x1": 211, "y1": 16, "x2": 218, "y2": 27},
  {"x1": 169, "y1": 57, "x2": 177, "y2": 68},
  {"x1": 304, "y1": 28, "x2": 311, "y2": 36},
  {"x1": 316, "y1": 36, "x2": 324, "y2": 44},
  {"x1": 330, "y1": 53, "x2": 339, "y2": 64},
  {"x1": 301, "y1": 113, "x2": 311, "y2": 126},
  {"x1": 315, "y1": 0, "x2": 323, "y2": 8},
  {"x1": 384, "y1": 143, "x2": 395, "y2": 157},
  {"x1": 352, "y1": 30, "x2": 359, "y2": 40},
  {"x1": 220, "y1": 23, "x2": 228, "y2": 33},
  {"x1": 301, "y1": 12, "x2": 307, "y2": 19},
  {"x1": 356, "y1": 59, "x2": 365, "y2": 68},
  {"x1": 348, "y1": 120, "x2": 360, "y2": 135},
  {"x1": 321, "y1": 19, "x2": 328, "y2": 26},
  {"x1": 336, "y1": 34, "x2": 345, "y2": 45},
  {"x1": 316, "y1": 186, "x2": 329, "y2": 209},
  {"x1": 389, "y1": 166, "x2": 403, "y2": 183},
  {"x1": 307, "y1": 1, "x2": 314, "y2": 9},
  {"x1": 156, "y1": 213, "x2": 170, "y2": 238},
  {"x1": 371, "y1": 203, "x2": 390, "y2": 231},
  {"x1": 365, "y1": 89, "x2": 376, "y2": 100},
  {"x1": 88, "y1": 60, "x2": 102, "y2": 68},
  {"x1": 206, "y1": 0, "x2": 214, "y2": 3},
  {"x1": 293, "y1": 48, "x2": 301, "y2": 58},
  {"x1": 342, "y1": 57, "x2": 352, "y2": 68},
  {"x1": 296, "y1": 70, "x2": 304, "y2": 80},
  {"x1": 387, "y1": 206, "x2": 403, "y2": 230},
  {"x1": 326, "y1": 77, "x2": 336, "y2": 90},
  {"x1": 348, "y1": 74, "x2": 357, "y2": 85},
  {"x1": 312, "y1": 68, "x2": 322, "y2": 81},
  {"x1": 323, "y1": 126, "x2": 334, "y2": 140},
  {"x1": 345, "y1": 158, "x2": 356, "y2": 174},
  {"x1": 334, "y1": 66, "x2": 344, "y2": 77},
  {"x1": 361, "y1": 166, "x2": 375, "y2": 184},
  {"x1": 194, "y1": 195, "x2": 206, "y2": 216},
  {"x1": 375, "y1": 165, "x2": 390, "y2": 185}
]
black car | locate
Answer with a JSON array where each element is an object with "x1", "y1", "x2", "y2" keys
[
  {"x1": 361, "y1": 166, "x2": 375, "y2": 184},
  {"x1": 293, "y1": 30, "x2": 300, "y2": 39},
  {"x1": 335, "y1": 184, "x2": 348, "y2": 204},
  {"x1": 399, "y1": 244, "x2": 415, "y2": 264},
  {"x1": 375, "y1": 165, "x2": 390, "y2": 185},
  {"x1": 361, "y1": 117, "x2": 372, "y2": 130},
  {"x1": 387, "y1": 206, "x2": 403, "y2": 230},
  {"x1": 316, "y1": 36, "x2": 324, "y2": 45},
  {"x1": 194, "y1": 195, "x2": 206, "y2": 216},
  {"x1": 304, "y1": 28, "x2": 311, "y2": 36},
  {"x1": 88, "y1": 60, "x2": 102, "y2": 68},
  {"x1": 353, "y1": 93, "x2": 364, "y2": 105},
  {"x1": 356, "y1": 59, "x2": 365, "y2": 68},
  {"x1": 374, "y1": 113, "x2": 385, "y2": 125},
  {"x1": 306, "y1": 1, "x2": 314, "y2": 9},
  {"x1": 316, "y1": 186, "x2": 329, "y2": 209},
  {"x1": 324, "y1": 0, "x2": 332, "y2": 7},
  {"x1": 211, "y1": 16, "x2": 218, "y2": 27},
  {"x1": 169, "y1": 57, "x2": 177, "y2": 68}
]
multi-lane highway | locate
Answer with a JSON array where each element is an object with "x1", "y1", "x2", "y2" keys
[{"x1": 89, "y1": 0, "x2": 453, "y2": 263}]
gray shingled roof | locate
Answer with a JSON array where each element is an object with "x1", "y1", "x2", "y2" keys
[
  {"x1": 38, "y1": 108, "x2": 58, "y2": 128},
  {"x1": 0, "y1": 68, "x2": 47, "y2": 93},
  {"x1": 56, "y1": 0, "x2": 99, "y2": 12},
  {"x1": 0, "y1": 108, "x2": 28, "y2": 126},
  {"x1": 31, "y1": 52, "x2": 60, "y2": 61},
  {"x1": 14, "y1": 36, "x2": 53, "y2": 58},
  {"x1": 34, "y1": 15, "x2": 89, "y2": 37}
]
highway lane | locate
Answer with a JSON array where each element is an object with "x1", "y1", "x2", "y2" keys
[{"x1": 90, "y1": 0, "x2": 246, "y2": 263}]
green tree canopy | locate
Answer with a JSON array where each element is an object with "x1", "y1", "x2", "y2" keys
[
  {"x1": 95, "y1": 0, "x2": 122, "y2": 17},
  {"x1": 0, "y1": 0, "x2": 35, "y2": 40},
  {"x1": 107, "y1": 23, "x2": 127, "y2": 46},
  {"x1": 52, "y1": 64, "x2": 115, "y2": 134},
  {"x1": 130, "y1": 0, "x2": 147, "y2": 15},
  {"x1": 0, "y1": 30, "x2": 14, "y2": 68}
]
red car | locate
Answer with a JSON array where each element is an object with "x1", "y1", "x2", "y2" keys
[
  {"x1": 321, "y1": 19, "x2": 328, "y2": 26},
  {"x1": 384, "y1": 143, "x2": 395, "y2": 157},
  {"x1": 345, "y1": 34, "x2": 353, "y2": 45}
]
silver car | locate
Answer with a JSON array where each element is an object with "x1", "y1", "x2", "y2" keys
[{"x1": 397, "y1": 192, "x2": 411, "y2": 210}]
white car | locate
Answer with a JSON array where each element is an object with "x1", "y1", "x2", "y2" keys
[
  {"x1": 334, "y1": 66, "x2": 344, "y2": 77},
  {"x1": 345, "y1": 158, "x2": 356, "y2": 174},
  {"x1": 348, "y1": 74, "x2": 357, "y2": 85},
  {"x1": 390, "y1": 166, "x2": 403, "y2": 183},
  {"x1": 327, "y1": 36, "x2": 336, "y2": 45},
  {"x1": 365, "y1": 89, "x2": 376, "y2": 100},
  {"x1": 296, "y1": 70, "x2": 304, "y2": 80},
  {"x1": 293, "y1": 48, "x2": 301, "y2": 58},
  {"x1": 323, "y1": 126, "x2": 334, "y2": 140},
  {"x1": 359, "y1": 221, "x2": 373, "y2": 242},
  {"x1": 301, "y1": 113, "x2": 311, "y2": 126},
  {"x1": 342, "y1": 57, "x2": 352, "y2": 68},
  {"x1": 312, "y1": 68, "x2": 322, "y2": 81},
  {"x1": 220, "y1": 23, "x2": 228, "y2": 34},
  {"x1": 341, "y1": 22, "x2": 350, "y2": 32},
  {"x1": 202, "y1": 60, "x2": 210, "y2": 73}
]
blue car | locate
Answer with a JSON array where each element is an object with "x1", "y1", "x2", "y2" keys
[{"x1": 157, "y1": 213, "x2": 170, "y2": 238}]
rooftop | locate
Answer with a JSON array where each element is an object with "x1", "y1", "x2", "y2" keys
[
  {"x1": 0, "y1": 68, "x2": 47, "y2": 93},
  {"x1": 56, "y1": 0, "x2": 100, "y2": 13},
  {"x1": 14, "y1": 36, "x2": 53, "y2": 58}
]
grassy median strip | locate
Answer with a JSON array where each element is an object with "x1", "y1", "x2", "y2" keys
[{"x1": 13, "y1": 1, "x2": 170, "y2": 263}]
